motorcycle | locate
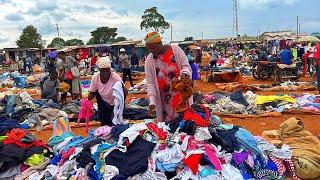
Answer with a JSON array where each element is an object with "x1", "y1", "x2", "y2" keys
[
  {"x1": 275, "y1": 60, "x2": 304, "y2": 82},
  {"x1": 256, "y1": 61, "x2": 277, "y2": 80}
]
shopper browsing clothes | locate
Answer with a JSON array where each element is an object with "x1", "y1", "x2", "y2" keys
[
  {"x1": 57, "y1": 50, "x2": 80, "y2": 104},
  {"x1": 88, "y1": 57, "x2": 127, "y2": 126},
  {"x1": 119, "y1": 48, "x2": 134, "y2": 87},
  {"x1": 40, "y1": 70, "x2": 60, "y2": 103},
  {"x1": 144, "y1": 32, "x2": 193, "y2": 122}
]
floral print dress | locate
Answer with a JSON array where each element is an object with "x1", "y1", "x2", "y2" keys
[{"x1": 155, "y1": 47, "x2": 182, "y2": 122}]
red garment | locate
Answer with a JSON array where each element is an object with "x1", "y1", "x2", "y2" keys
[
  {"x1": 60, "y1": 147, "x2": 76, "y2": 165},
  {"x1": 156, "y1": 46, "x2": 181, "y2": 122},
  {"x1": 183, "y1": 106, "x2": 209, "y2": 127},
  {"x1": 3, "y1": 138, "x2": 47, "y2": 149},
  {"x1": 91, "y1": 56, "x2": 97, "y2": 66},
  {"x1": 3, "y1": 128, "x2": 48, "y2": 149},
  {"x1": 315, "y1": 44, "x2": 320, "y2": 62},
  {"x1": 5, "y1": 128, "x2": 27, "y2": 141},
  {"x1": 182, "y1": 154, "x2": 202, "y2": 175},
  {"x1": 146, "y1": 123, "x2": 167, "y2": 140}
]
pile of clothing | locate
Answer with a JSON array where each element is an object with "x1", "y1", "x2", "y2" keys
[
  {"x1": 129, "y1": 79, "x2": 146, "y2": 94},
  {"x1": 197, "y1": 91, "x2": 320, "y2": 115},
  {"x1": 12, "y1": 105, "x2": 316, "y2": 180},
  {"x1": 262, "y1": 117, "x2": 320, "y2": 179},
  {"x1": 0, "y1": 72, "x2": 47, "y2": 88},
  {"x1": 0, "y1": 127, "x2": 50, "y2": 179}
]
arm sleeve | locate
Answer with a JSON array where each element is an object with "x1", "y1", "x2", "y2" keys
[
  {"x1": 145, "y1": 55, "x2": 157, "y2": 105},
  {"x1": 174, "y1": 45, "x2": 192, "y2": 77}
]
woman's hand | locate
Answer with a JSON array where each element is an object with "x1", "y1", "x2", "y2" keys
[{"x1": 148, "y1": 104, "x2": 156, "y2": 118}]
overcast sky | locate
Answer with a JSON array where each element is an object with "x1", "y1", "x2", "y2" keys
[{"x1": 0, "y1": 0, "x2": 319, "y2": 48}]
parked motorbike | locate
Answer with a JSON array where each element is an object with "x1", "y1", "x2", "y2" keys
[
  {"x1": 256, "y1": 61, "x2": 277, "y2": 80},
  {"x1": 275, "y1": 60, "x2": 304, "y2": 82}
]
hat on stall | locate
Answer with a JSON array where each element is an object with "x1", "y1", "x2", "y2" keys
[
  {"x1": 120, "y1": 48, "x2": 126, "y2": 52},
  {"x1": 97, "y1": 56, "x2": 112, "y2": 69}
]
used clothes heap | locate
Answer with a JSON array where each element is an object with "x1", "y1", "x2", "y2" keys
[
  {"x1": 0, "y1": 128, "x2": 50, "y2": 179},
  {"x1": 128, "y1": 79, "x2": 146, "y2": 94},
  {"x1": 197, "y1": 91, "x2": 320, "y2": 114},
  {"x1": 20, "y1": 105, "x2": 308, "y2": 180},
  {"x1": 262, "y1": 117, "x2": 320, "y2": 179}
]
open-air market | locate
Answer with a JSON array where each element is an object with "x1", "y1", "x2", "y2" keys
[{"x1": 0, "y1": 0, "x2": 320, "y2": 179}]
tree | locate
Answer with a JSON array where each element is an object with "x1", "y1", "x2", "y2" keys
[
  {"x1": 140, "y1": 7, "x2": 170, "y2": 34},
  {"x1": 65, "y1": 39, "x2": 84, "y2": 46},
  {"x1": 16, "y1": 25, "x2": 44, "y2": 48},
  {"x1": 184, "y1": 37, "x2": 194, "y2": 41},
  {"x1": 113, "y1": 36, "x2": 127, "y2": 43},
  {"x1": 47, "y1": 37, "x2": 65, "y2": 48},
  {"x1": 87, "y1": 27, "x2": 118, "y2": 45}
]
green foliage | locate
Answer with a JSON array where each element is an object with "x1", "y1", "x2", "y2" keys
[
  {"x1": 65, "y1": 38, "x2": 84, "y2": 46},
  {"x1": 184, "y1": 37, "x2": 194, "y2": 41},
  {"x1": 16, "y1": 25, "x2": 44, "y2": 48},
  {"x1": 113, "y1": 36, "x2": 127, "y2": 42},
  {"x1": 47, "y1": 37, "x2": 65, "y2": 48},
  {"x1": 140, "y1": 7, "x2": 170, "y2": 34},
  {"x1": 87, "y1": 27, "x2": 118, "y2": 45}
]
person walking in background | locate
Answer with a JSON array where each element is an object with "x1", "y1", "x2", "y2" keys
[
  {"x1": 130, "y1": 51, "x2": 139, "y2": 69},
  {"x1": 26, "y1": 56, "x2": 33, "y2": 73},
  {"x1": 314, "y1": 42, "x2": 320, "y2": 94},
  {"x1": 210, "y1": 48, "x2": 219, "y2": 68},
  {"x1": 187, "y1": 50, "x2": 199, "y2": 80},
  {"x1": 119, "y1": 48, "x2": 134, "y2": 87}
]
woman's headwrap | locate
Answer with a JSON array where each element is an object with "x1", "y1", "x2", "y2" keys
[
  {"x1": 145, "y1": 32, "x2": 161, "y2": 44},
  {"x1": 97, "y1": 56, "x2": 111, "y2": 69}
]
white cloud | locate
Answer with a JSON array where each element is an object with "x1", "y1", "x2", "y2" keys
[
  {"x1": 0, "y1": 0, "x2": 144, "y2": 48},
  {"x1": 239, "y1": 0, "x2": 298, "y2": 9}
]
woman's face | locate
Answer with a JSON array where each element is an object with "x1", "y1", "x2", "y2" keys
[{"x1": 100, "y1": 68, "x2": 111, "y2": 77}]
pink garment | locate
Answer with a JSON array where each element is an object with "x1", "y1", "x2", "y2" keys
[
  {"x1": 77, "y1": 99, "x2": 95, "y2": 132},
  {"x1": 145, "y1": 44, "x2": 193, "y2": 122},
  {"x1": 94, "y1": 125, "x2": 112, "y2": 137},
  {"x1": 205, "y1": 146, "x2": 222, "y2": 171},
  {"x1": 204, "y1": 94, "x2": 215, "y2": 103},
  {"x1": 89, "y1": 72, "x2": 122, "y2": 105}
]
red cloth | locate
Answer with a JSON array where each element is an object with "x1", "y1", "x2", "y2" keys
[
  {"x1": 146, "y1": 123, "x2": 167, "y2": 140},
  {"x1": 3, "y1": 128, "x2": 48, "y2": 149},
  {"x1": 315, "y1": 44, "x2": 320, "y2": 59},
  {"x1": 182, "y1": 154, "x2": 202, "y2": 175},
  {"x1": 303, "y1": 52, "x2": 310, "y2": 75},
  {"x1": 78, "y1": 48, "x2": 88, "y2": 60},
  {"x1": 183, "y1": 107, "x2": 209, "y2": 127},
  {"x1": 91, "y1": 56, "x2": 97, "y2": 66},
  {"x1": 60, "y1": 147, "x2": 76, "y2": 165}
]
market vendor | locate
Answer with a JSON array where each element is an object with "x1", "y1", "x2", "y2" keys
[
  {"x1": 88, "y1": 57, "x2": 128, "y2": 126},
  {"x1": 57, "y1": 50, "x2": 80, "y2": 103},
  {"x1": 40, "y1": 70, "x2": 60, "y2": 103},
  {"x1": 144, "y1": 32, "x2": 193, "y2": 122}
]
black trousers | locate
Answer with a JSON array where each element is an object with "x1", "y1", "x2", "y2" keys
[
  {"x1": 122, "y1": 68, "x2": 134, "y2": 86},
  {"x1": 96, "y1": 92, "x2": 114, "y2": 126}
]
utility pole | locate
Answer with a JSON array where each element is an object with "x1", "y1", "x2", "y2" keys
[
  {"x1": 56, "y1": 24, "x2": 60, "y2": 37},
  {"x1": 56, "y1": 24, "x2": 61, "y2": 47},
  {"x1": 170, "y1": 22, "x2": 173, "y2": 43},
  {"x1": 296, "y1": 16, "x2": 299, "y2": 38},
  {"x1": 233, "y1": 0, "x2": 239, "y2": 37},
  {"x1": 201, "y1": 32, "x2": 204, "y2": 41}
]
